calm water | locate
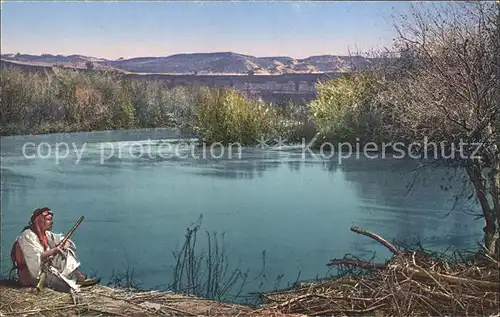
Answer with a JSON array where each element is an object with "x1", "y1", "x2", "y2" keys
[{"x1": 0, "y1": 129, "x2": 484, "y2": 300}]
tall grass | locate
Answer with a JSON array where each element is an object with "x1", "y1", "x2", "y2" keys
[
  {"x1": 0, "y1": 68, "x2": 199, "y2": 135},
  {"x1": 193, "y1": 88, "x2": 299, "y2": 145},
  {"x1": 169, "y1": 217, "x2": 251, "y2": 302},
  {"x1": 167, "y1": 216, "x2": 306, "y2": 305},
  {"x1": 307, "y1": 73, "x2": 384, "y2": 145},
  {"x1": 1, "y1": 68, "x2": 306, "y2": 145}
]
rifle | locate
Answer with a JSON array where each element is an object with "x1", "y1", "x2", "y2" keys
[{"x1": 36, "y1": 216, "x2": 84, "y2": 292}]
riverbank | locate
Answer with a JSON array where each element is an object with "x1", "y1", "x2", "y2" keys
[
  {"x1": 0, "y1": 282, "x2": 305, "y2": 317},
  {"x1": 1, "y1": 227, "x2": 498, "y2": 317},
  {"x1": 260, "y1": 227, "x2": 500, "y2": 316}
]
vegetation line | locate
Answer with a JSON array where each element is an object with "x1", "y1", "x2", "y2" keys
[{"x1": 0, "y1": 67, "x2": 309, "y2": 145}]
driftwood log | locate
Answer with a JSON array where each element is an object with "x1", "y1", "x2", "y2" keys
[{"x1": 350, "y1": 226, "x2": 401, "y2": 255}]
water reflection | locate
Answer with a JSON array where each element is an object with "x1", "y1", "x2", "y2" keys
[
  {"x1": 0, "y1": 168, "x2": 37, "y2": 204},
  {"x1": 185, "y1": 150, "x2": 285, "y2": 180},
  {"x1": 332, "y1": 157, "x2": 483, "y2": 252},
  {"x1": 0, "y1": 167, "x2": 36, "y2": 189},
  {"x1": 182, "y1": 148, "x2": 329, "y2": 180},
  {"x1": 190, "y1": 161, "x2": 281, "y2": 180}
]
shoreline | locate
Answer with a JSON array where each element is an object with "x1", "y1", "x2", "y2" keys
[
  {"x1": 1, "y1": 226, "x2": 498, "y2": 316},
  {"x1": 1, "y1": 127, "x2": 476, "y2": 165},
  {"x1": 0, "y1": 282, "x2": 289, "y2": 317}
]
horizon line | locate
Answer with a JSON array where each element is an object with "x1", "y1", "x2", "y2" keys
[{"x1": 1, "y1": 50, "x2": 375, "y2": 61}]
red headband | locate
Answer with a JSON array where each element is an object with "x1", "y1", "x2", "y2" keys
[{"x1": 30, "y1": 207, "x2": 52, "y2": 224}]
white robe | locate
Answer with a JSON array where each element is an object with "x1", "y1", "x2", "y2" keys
[{"x1": 17, "y1": 229, "x2": 81, "y2": 292}]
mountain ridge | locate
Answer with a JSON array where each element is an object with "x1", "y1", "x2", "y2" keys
[{"x1": 1, "y1": 51, "x2": 372, "y2": 75}]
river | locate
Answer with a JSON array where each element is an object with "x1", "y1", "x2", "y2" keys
[{"x1": 0, "y1": 128, "x2": 484, "y2": 302}]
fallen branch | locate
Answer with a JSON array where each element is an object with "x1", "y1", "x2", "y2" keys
[
  {"x1": 161, "y1": 304, "x2": 197, "y2": 316},
  {"x1": 312, "y1": 303, "x2": 387, "y2": 316},
  {"x1": 328, "y1": 257, "x2": 500, "y2": 290},
  {"x1": 327, "y1": 258, "x2": 387, "y2": 270},
  {"x1": 277, "y1": 294, "x2": 322, "y2": 309},
  {"x1": 3, "y1": 304, "x2": 88, "y2": 316},
  {"x1": 404, "y1": 265, "x2": 500, "y2": 290},
  {"x1": 411, "y1": 256, "x2": 466, "y2": 310},
  {"x1": 350, "y1": 226, "x2": 400, "y2": 255},
  {"x1": 478, "y1": 243, "x2": 500, "y2": 268}
]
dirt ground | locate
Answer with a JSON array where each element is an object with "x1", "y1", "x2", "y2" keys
[{"x1": 0, "y1": 281, "x2": 306, "y2": 317}]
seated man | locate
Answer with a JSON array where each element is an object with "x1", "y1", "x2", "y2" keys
[{"x1": 10, "y1": 207, "x2": 99, "y2": 292}]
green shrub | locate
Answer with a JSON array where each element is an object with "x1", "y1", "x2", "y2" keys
[
  {"x1": 193, "y1": 88, "x2": 289, "y2": 145},
  {"x1": 308, "y1": 73, "x2": 382, "y2": 144}
]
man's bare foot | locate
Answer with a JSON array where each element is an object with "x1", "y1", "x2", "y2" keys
[
  {"x1": 76, "y1": 277, "x2": 100, "y2": 287},
  {"x1": 73, "y1": 270, "x2": 100, "y2": 287},
  {"x1": 73, "y1": 269, "x2": 86, "y2": 281}
]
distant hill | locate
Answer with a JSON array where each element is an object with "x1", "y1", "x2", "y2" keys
[
  {"x1": 0, "y1": 53, "x2": 121, "y2": 72},
  {"x1": 1, "y1": 52, "x2": 372, "y2": 75}
]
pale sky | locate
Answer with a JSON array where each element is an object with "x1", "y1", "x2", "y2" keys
[{"x1": 1, "y1": 1, "x2": 412, "y2": 59}]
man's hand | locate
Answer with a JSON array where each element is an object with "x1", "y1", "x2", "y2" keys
[
  {"x1": 57, "y1": 240, "x2": 71, "y2": 250},
  {"x1": 41, "y1": 246, "x2": 64, "y2": 260}
]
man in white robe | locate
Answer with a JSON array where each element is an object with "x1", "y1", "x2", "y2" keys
[{"x1": 10, "y1": 207, "x2": 99, "y2": 292}]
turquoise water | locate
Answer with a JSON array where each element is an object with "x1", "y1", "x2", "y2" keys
[{"x1": 0, "y1": 129, "x2": 484, "y2": 300}]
